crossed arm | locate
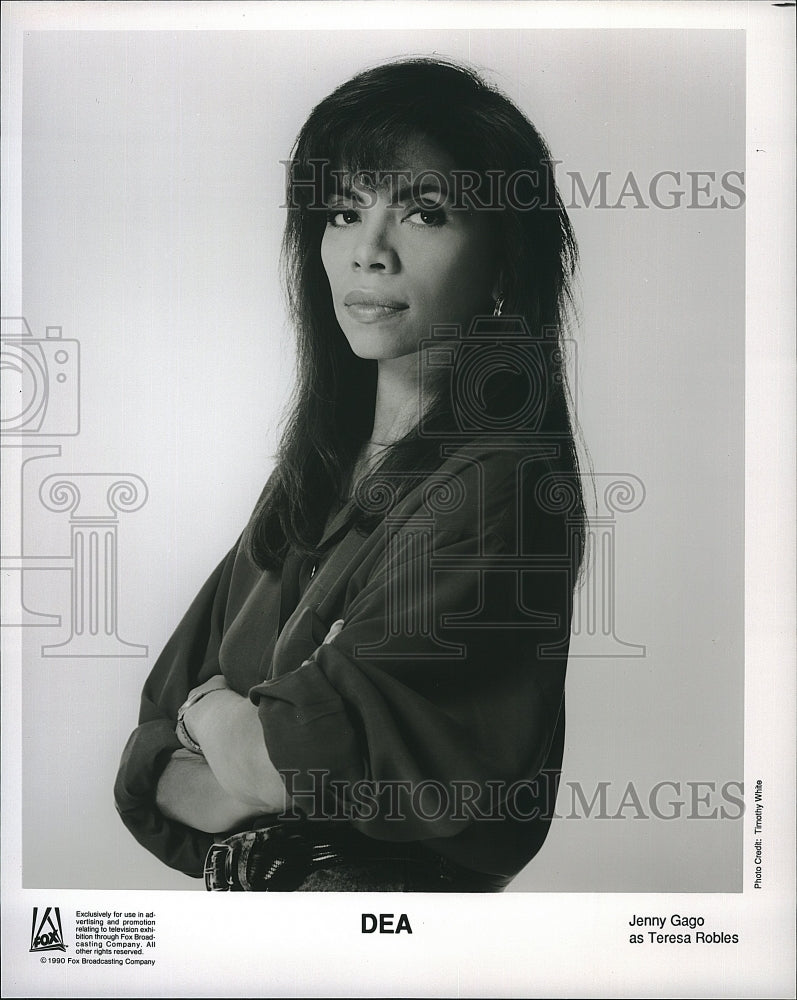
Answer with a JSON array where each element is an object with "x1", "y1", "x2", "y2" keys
[
  {"x1": 155, "y1": 620, "x2": 344, "y2": 833},
  {"x1": 155, "y1": 678, "x2": 288, "y2": 832}
]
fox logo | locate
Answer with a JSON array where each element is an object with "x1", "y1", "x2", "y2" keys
[{"x1": 30, "y1": 907, "x2": 66, "y2": 953}]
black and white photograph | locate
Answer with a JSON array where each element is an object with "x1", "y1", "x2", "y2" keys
[{"x1": 1, "y1": 1, "x2": 794, "y2": 996}]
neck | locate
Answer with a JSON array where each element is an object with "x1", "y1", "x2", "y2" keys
[{"x1": 370, "y1": 353, "x2": 429, "y2": 445}]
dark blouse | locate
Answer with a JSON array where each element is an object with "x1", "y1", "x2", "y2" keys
[{"x1": 114, "y1": 440, "x2": 577, "y2": 882}]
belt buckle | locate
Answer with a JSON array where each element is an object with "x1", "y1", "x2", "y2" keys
[
  {"x1": 204, "y1": 824, "x2": 340, "y2": 892},
  {"x1": 205, "y1": 829, "x2": 275, "y2": 891},
  {"x1": 204, "y1": 840, "x2": 239, "y2": 892}
]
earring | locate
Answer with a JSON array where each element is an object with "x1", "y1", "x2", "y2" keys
[{"x1": 493, "y1": 294, "x2": 505, "y2": 318}]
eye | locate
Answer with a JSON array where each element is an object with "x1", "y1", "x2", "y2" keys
[
  {"x1": 326, "y1": 208, "x2": 360, "y2": 228},
  {"x1": 405, "y1": 206, "x2": 447, "y2": 227}
]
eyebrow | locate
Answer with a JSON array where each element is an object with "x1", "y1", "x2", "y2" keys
[{"x1": 330, "y1": 171, "x2": 449, "y2": 206}]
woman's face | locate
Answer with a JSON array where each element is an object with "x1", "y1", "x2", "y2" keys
[{"x1": 320, "y1": 136, "x2": 499, "y2": 363}]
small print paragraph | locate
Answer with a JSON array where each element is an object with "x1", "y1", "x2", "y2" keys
[{"x1": 72, "y1": 910, "x2": 157, "y2": 966}]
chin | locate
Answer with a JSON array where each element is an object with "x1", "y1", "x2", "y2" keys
[{"x1": 341, "y1": 328, "x2": 416, "y2": 363}]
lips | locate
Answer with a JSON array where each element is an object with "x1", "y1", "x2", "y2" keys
[
  {"x1": 343, "y1": 290, "x2": 409, "y2": 323},
  {"x1": 343, "y1": 291, "x2": 408, "y2": 308}
]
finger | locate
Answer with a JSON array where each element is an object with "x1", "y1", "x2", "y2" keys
[
  {"x1": 323, "y1": 619, "x2": 345, "y2": 644},
  {"x1": 187, "y1": 675, "x2": 229, "y2": 699}
]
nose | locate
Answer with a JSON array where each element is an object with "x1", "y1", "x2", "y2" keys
[{"x1": 352, "y1": 215, "x2": 399, "y2": 273}]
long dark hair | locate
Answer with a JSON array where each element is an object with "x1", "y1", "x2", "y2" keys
[{"x1": 244, "y1": 57, "x2": 586, "y2": 570}]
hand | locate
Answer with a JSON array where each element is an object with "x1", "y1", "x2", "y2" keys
[
  {"x1": 323, "y1": 619, "x2": 344, "y2": 645},
  {"x1": 186, "y1": 673, "x2": 229, "y2": 702},
  {"x1": 175, "y1": 674, "x2": 230, "y2": 753},
  {"x1": 183, "y1": 681, "x2": 289, "y2": 812}
]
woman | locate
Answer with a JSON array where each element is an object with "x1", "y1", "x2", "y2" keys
[{"x1": 114, "y1": 57, "x2": 586, "y2": 892}]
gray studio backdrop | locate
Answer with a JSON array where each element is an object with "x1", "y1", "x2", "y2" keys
[{"x1": 15, "y1": 28, "x2": 744, "y2": 890}]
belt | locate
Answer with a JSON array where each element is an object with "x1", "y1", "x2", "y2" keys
[{"x1": 204, "y1": 822, "x2": 509, "y2": 892}]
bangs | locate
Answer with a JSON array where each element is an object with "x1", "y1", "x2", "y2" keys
[
  {"x1": 313, "y1": 119, "x2": 419, "y2": 184},
  {"x1": 292, "y1": 116, "x2": 445, "y2": 208}
]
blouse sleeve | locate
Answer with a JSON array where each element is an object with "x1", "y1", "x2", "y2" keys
[
  {"x1": 113, "y1": 541, "x2": 240, "y2": 878},
  {"x1": 251, "y1": 455, "x2": 575, "y2": 847}
]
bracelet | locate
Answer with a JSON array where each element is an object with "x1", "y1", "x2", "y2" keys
[
  {"x1": 175, "y1": 713, "x2": 203, "y2": 755},
  {"x1": 176, "y1": 685, "x2": 222, "y2": 755}
]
